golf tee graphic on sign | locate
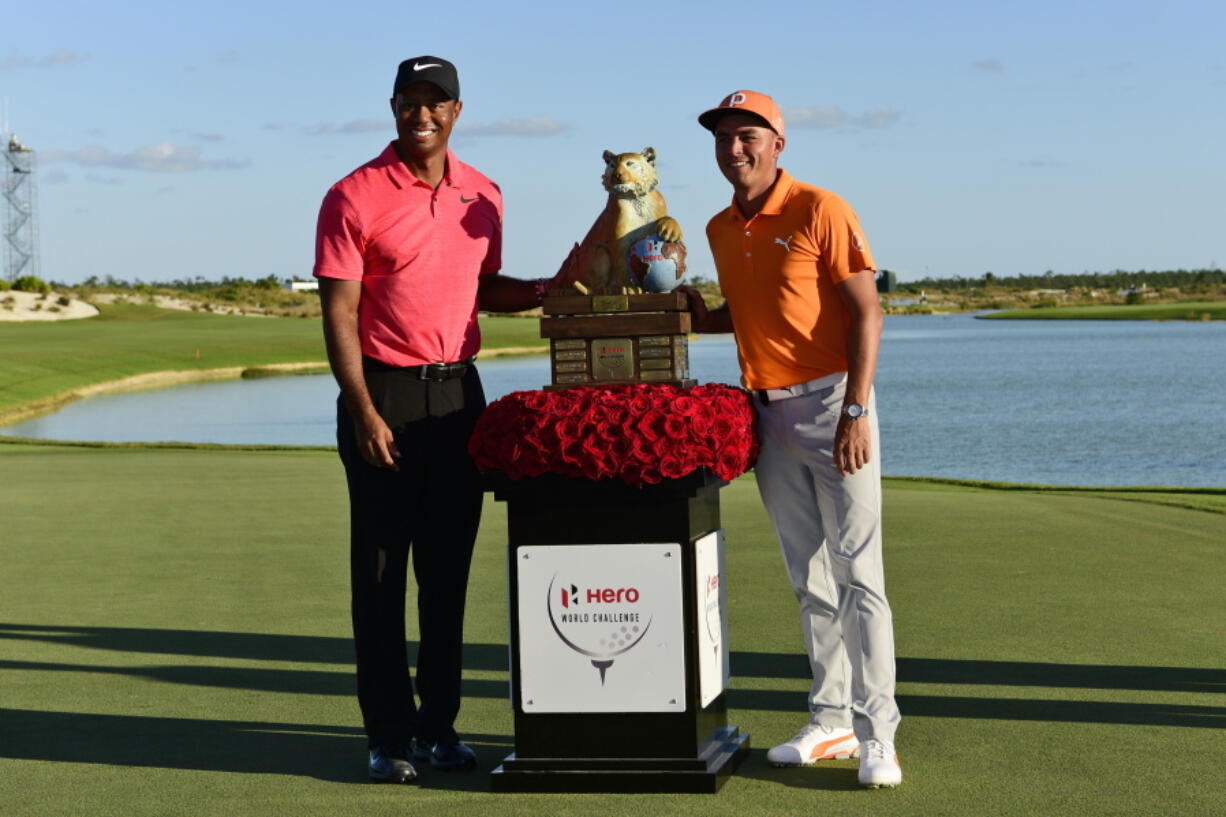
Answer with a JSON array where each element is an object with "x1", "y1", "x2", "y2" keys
[{"x1": 517, "y1": 543, "x2": 685, "y2": 713}]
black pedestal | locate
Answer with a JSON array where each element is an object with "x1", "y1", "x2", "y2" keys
[{"x1": 487, "y1": 471, "x2": 749, "y2": 793}]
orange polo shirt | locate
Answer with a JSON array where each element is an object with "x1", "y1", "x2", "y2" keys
[{"x1": 707, "y1": 169, "x2": 876, "y2": 390}]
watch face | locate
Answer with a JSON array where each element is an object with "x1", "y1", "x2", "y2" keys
[{"x1": 845, "y1": 403, "x2": 865, "y2": 418}]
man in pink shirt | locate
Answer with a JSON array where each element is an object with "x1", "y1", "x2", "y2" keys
[{"x1": 314, "y1": 56, "x2": 559, "y2": 784}]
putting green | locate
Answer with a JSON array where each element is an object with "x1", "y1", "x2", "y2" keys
[{"x1": 1, "y1": 444, "x2": 1222, "y2": 816}]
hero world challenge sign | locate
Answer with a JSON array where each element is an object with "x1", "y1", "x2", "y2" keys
[{"x1": 517, "y1": 543, "x2": 686, "y2": 713}]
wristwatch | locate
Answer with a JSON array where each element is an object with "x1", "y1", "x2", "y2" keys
[{"x1": 842, "y1": 402, "x2": 869, "y2": 420}]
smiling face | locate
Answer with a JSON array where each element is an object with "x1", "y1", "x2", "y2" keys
[
  {"x1": 390, "y1": 80, "x2": 462, "y2": 161},
  {"x1": 712, "y1": 113, "x2": 784, "y2": 198}
]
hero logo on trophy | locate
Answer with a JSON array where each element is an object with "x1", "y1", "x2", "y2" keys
[
  {"x1": 546, "y1": 574, "x2": 653, "y2": 685},
  {"x1": 543, "y1": 148, "x2": 693, "y2": 390}
]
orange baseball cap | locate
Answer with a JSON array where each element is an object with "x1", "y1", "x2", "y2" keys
[{"x1": 698, "y1": 90, "x2": 785, "y2": 136}]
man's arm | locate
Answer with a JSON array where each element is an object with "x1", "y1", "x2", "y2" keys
[
  {"x1": 477, "y1": 243, "x2": 582, "y2": 313},
  {"x1": 833, "y1": 270, "x2": 883, "y2": 476},
  {"x1": 318, "y1": 277, "x2": 400, "y2": 471},
  {"x1": 476, "y1": 273, "x2": 542, "y2": 313},
  {"x1": 676, "y1": 285, "x2": 735, "y2": 334}
]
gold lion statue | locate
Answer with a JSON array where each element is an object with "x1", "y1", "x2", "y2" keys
[{"x1": 554, "y1": 147, "x2": 687, "y2": 295}]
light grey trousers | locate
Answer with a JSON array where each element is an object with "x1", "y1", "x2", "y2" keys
[{"x1": 754, "y1": 375, "x2": 901, "y2": 745}]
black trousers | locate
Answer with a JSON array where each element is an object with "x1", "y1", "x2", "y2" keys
[{"x1": 336, "y1": 363, "x2": 486, "y2": 749}]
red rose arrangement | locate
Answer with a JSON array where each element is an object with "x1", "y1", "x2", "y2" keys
[{"x1": 469, "y1": 383, "x2": 759, "y2": 486}]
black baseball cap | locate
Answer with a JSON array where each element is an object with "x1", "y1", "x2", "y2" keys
[{"x1": 393, "y1": 56, "x2": 460, "y2": 100}]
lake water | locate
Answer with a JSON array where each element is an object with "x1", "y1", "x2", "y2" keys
[{"x1": 5, "y1": 314, "x2": 1225, "y2": 487}]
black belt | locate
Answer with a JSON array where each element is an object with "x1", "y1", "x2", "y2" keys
[{"x1": 363, "y1": 356, "x2": 473, "y2": 382}]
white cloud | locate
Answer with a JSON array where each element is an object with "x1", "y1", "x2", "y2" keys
[
  {"x1": 297, "y1": 115, "x2": 568, "y2": 138},
  {"x1": 971, "y1": 59, "x2": 1004, "y2": 73},
  {"x1": 44, "y1": 170, "x2": 70, "y2": 185},
  {"x1": 853, "y1": 110, "x2": 902, "y2": 129},
  {"x1": 304, "y1": 119, "x2": 387, "y2": 135},
  {"x1": 461, "y1": 116, "x2": 569, "y2": 137},
  {"x1": 44, "y1": 141, "x2": 248, "y2": 172},
  {"x1": 784, "y1": 106, "x2": 901, "y2": 130},
  {"x1": 783, "y1": 105, "x2": 849, "y2": 128},
  {"x1": 0, "y1": 49, "x2": 88, "y2": 71},
  {"x1": 85, "y1": 173, "x2": 124, "y2": 185}
]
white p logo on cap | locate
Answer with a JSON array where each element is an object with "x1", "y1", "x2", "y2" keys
[{"x1": 729, "y1": 92, "x2": 747, "y2": 106}]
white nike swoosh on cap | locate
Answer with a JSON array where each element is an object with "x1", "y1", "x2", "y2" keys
[{"x1": 413, "y1": 62, "x2": 442, "y2": 71}]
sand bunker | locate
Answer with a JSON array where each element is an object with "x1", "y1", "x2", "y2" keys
[{"x1": 0, "y1": 290, "x2": 100, "y2": 321}]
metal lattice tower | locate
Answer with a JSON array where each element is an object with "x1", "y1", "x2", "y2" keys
[{"x1": 4, "y1": 133, "x2": 40, "y2": 283}]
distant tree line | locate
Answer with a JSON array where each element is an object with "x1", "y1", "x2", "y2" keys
[
  {"x1": 75, "y1": 274, "x2": 283, "y2": 292},
  {"x1": 901, "y1": 268, "x2": 1224, "y2": 292},
  {"x1": 45, "y1": 267, "x2": 1226, "y2": 300}
]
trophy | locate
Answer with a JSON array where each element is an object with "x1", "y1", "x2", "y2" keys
[{"x1": 543, "y1": 147, "x2": 694, "y2": 390}]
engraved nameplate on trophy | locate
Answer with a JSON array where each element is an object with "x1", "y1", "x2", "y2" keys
[{"x1": 541, "y1": 293, "x2": 695, "y2": 390}]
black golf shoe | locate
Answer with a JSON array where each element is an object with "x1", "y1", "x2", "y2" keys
[
  {"x1": 412, "y1": 737, "x2": 478, "y2": 771},
  {"x1": 368, "y1": 746, "x2": 418, "y2": 784}
]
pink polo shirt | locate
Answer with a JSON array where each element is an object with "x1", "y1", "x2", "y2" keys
[{"x1": 313, "y1": 142, "x2": 502, "y2": 367}]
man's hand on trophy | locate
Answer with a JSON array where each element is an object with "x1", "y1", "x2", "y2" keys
[
  {"x1": 676, "y1": 285, "x2": 709, "y2": 329},
  {"x1": 546, "y1": 242, "x2": 582, "y2": 295}
]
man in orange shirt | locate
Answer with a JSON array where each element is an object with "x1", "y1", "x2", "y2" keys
[{"x1": 681, "y1": 90, "x2": 903, "y2": 789}]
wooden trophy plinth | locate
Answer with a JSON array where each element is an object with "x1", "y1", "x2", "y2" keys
[
  {"x1": 488, "y1": 470, "x2": 749, "y2": 793},
  {"x1": 541, "y1": 292, "x2": 695, "y2": 390}
]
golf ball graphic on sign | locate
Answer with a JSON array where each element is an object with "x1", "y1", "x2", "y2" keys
[
  {"x1": 548, "y1": 575, "x2": 652, "y2": 684},
  {"x1": 629, "y1": 235, "x2": 686, "y2": 292}
]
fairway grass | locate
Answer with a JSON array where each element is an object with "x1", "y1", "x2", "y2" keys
[
  {"x1": 979, "y1": 301, "x2": 1226, "y2": 321},
  {"x1": 1, "y1": 444, "x2": 1222, "y2": 816},
  {"x1": 0, "y1": 304, "x2": 544, "y2": 420}
]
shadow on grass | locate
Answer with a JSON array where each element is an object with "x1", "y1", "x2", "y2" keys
[
  {"x1": 0, "y1": 707, "x2": 509, "y2": 787},
  {"x1": 12, "y1": 656, "x2": 1217, "y2": 729},
  {"x1": 732, "y1": 651, "x2": 1226, "y2": 694},
  {"x1": 0, "y1": 658, "x2": 508, "y2": 698},
  {"x1": 0, "y1": 622, "x2": 511, "y2": 671},
  {"x1": 4, "y1": 624, "x2": 1222, "y2": 735},
  {"x1": 732, "y1": 747, "x2": 862, "y2": 791},
  {"x1": 6, "y1": 624, "x2": 1221, "y2": 693},
  {"x1": 727, "y1": 690, "x2": 1224, "y2": 729}
]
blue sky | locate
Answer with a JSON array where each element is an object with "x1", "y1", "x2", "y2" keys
[{"x1": 3, "y1": 0, "x2": 1223, "y2": 285}]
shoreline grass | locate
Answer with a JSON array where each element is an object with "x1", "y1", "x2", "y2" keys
[
  {"x1": 0, "y1": 303, "x2": 546, "y2": 422},
  {"x1": 4, "y1": 436, "x2": 1220, "y2": 498},
  {"x1": 978, "y1": 301, "x2": 1226, "y2": 320}
]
